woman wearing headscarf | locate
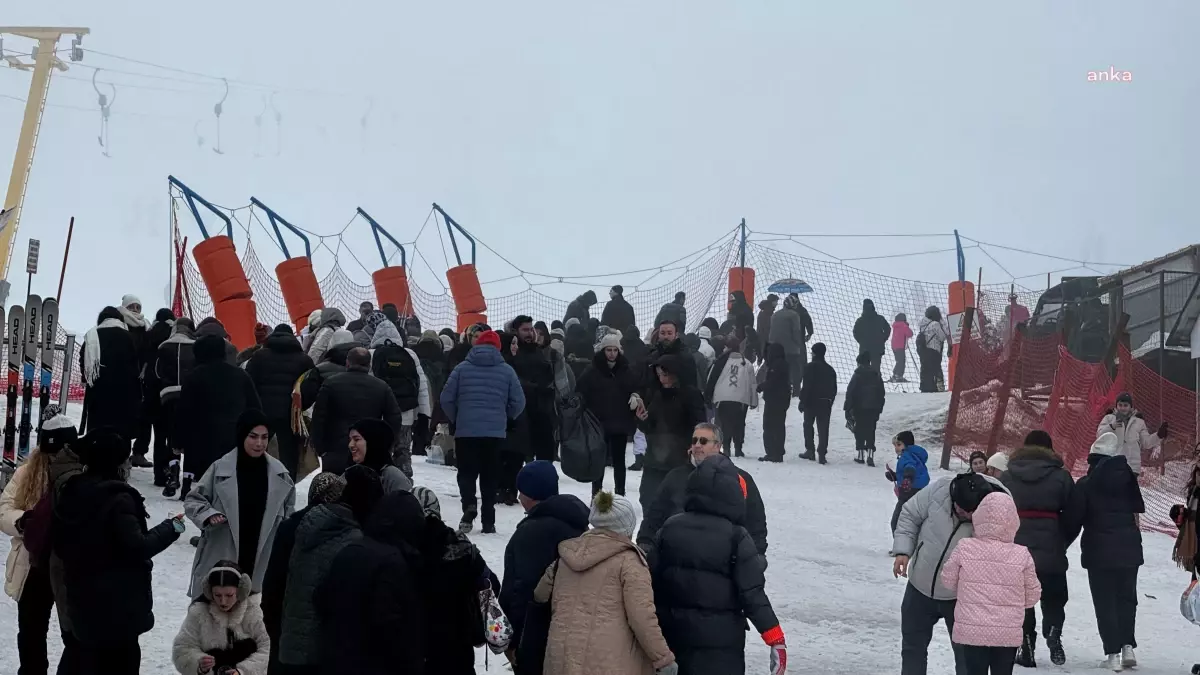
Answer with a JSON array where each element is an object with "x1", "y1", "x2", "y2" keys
[
  {"x1": 80, "y1": 307, "x2": 141, "y2": 438},
  {"x1": 185, "y1": 409, "x2": 296, "y2": 600},
  {"x1": 349, "y1": 418, "x2": 413, "y2": 493}
]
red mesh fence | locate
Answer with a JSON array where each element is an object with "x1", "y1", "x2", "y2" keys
[{"x1": 948, "y1": 321, "x2": 1199, "y2": 534}]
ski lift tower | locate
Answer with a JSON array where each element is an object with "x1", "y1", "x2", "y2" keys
[{"x1": 0, "y1": 26, "x2": 89, "y2": 305}]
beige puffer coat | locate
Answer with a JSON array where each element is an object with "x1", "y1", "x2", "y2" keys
[
  {"x1": 534, "y1": 529, "x2": 674, "y2": 675},
  {"x1": 0, "y1": 462, "x2": 37, "y2": 600}
]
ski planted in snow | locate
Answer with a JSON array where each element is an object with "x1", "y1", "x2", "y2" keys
[
  {"x1": 17, "y1": 296, "x2": 40, "y2": 461},
  {"x1": 4, "y1": 306, "x2": 23, "y2": 467},
  {"x1": 37, "y1": 298, "x2": 58, "y2": 443}
]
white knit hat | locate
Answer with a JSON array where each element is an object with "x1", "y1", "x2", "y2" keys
[
  {"x1": 589, "y1": 491, "x2": 637, "y2": 538},
  {"x1": 596, "y1": 333, "x2": 622, "y2": 352},
  {"x1": 1091, "y1": 431, "x2": 1121, "y2": 457},
  {"x1": 986, "y1": 452, "x2": 1009, "y2": 473}
]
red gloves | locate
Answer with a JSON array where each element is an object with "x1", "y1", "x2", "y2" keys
[{"x1": 763, "y1": 626, "x2": 787, "y2": 675}]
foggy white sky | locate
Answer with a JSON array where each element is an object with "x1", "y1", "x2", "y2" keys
[{"x1": 1, "y1": 1, "x2": 1196, "y2": 330}]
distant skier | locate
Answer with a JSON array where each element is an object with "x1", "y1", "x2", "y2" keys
[{"x1": 853, "y1": 299, "x2": 891, "y2": 373}]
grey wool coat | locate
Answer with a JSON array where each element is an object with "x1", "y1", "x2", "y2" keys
[{"x1": 185, "y1": 449, "x2": 296, "y2": 599}]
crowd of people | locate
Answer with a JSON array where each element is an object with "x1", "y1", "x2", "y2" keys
[
  {"x1": 889, "y1": 390, "x2": 1172, "y2": 674},
  {"x1": 0, "y1": 285, "x2": 1181, "y2": 675}
]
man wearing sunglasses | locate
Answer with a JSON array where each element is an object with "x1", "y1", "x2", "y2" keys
[{"x1": 636, "y1": 423, "x2": 767, "y2": 561}]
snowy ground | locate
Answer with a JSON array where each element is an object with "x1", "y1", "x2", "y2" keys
[{"x1": 2, "y1": 393, "x2": 1199, "y2": 673}]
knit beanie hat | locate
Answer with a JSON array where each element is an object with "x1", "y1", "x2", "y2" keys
[
  {"x1": 986, "y1": 452, "x2": 1009, "y2": 473},
  {"x1": 40, "y1": 410, "x2": 77, "y2": 455},
  {"x1": 308, "y1": 472, "x2": 346, "y2": 505},
  {"x1": 79, "y1": 427, "x2": 131, "y2": 472},
  {"x1": 235, "y1": 409, "x2": 272, "y2": 447},
  {"x1": 517, "y1": 460, "x2": 559, "y2": 501},
  {"x1": 596, "y1": 333, "x2": 622, "y2": 352},
  {"x1": 1091, "y1": 432, "x2": 1120, "y2": 457},
  {"x1": 330, "y1": 328, "x2": 356, "y2": 348},
  {"x1": 1116, "y1": 392, "x2": 1134, "y2": 406},
  {"x1": 340, "y1": 464, "x2": 384, "y2": 524},
  {"x1": 1023, "y1": 430, "x2": 1053, "y2": 450},
  {"x1": 475, "y1": 330, "x2": 502, "y2": 350},
  {"x1": 589, "y1": 491, "x2": 637, "y2": 538},
  {"x1": 950, "y1": 472, "x2": 997, "y2": 514},
  {"x1": 784, "y1": 293, "x2": 800, "y2": 310},
  {"x1": 412, "y1": 486, "x2": 441, "y2": 519}
]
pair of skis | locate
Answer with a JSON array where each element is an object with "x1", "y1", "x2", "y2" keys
[{"x1": 1, "y1": 296, "x2": 58, "y2": 472}]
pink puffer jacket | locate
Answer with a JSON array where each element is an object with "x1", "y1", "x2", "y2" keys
[{"x1": 939, "y1": 492, "x2": 1041, "y2": 647}]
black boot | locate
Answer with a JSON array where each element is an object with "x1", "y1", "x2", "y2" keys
[
  {"x1": 179, "y1": 476, "x2": 192, "y2": 501},
  {"x1": 627, "y1": 456, "x2": 644, "y2": 471},
  {"x1": 758, "y1": 455, "x2": 782, "y2": 463},
  {"x1": 818, "y1": 453, "x2": 827, "y2": 465},
  {"x1": 459, "y1": 506, "x2": 477, "y2": 534},
  {"x1": 1046, "y1": 626, "x2": 1065, "y2": 666},
  {"x1": 162, "y1": 461, "x2": 180, "y2": 498},
  {"x1": 734, "y1": 445, "x2": 745, "y2": 458},
  {"x1": 866, "y1": 449, "x2": 876, "y2": 468},
  {"x1": 854, "y1": 448, "x2": 865, "y2": 464},
  {"x1": 130, "y1": 453, "x2": 153, "y2": 469},
  {"x1": 1016, "y1": 632, "x2": 1037, "y2": 668},
  {"x1": 798, "y1": 450, "x2": 816, "y2": 461}
]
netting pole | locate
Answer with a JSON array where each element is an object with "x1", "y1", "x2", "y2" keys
[
  {"x1": 941, "y1": 307, "x2": 976, "y2": 469},
  {"x1": 739, "y1": 218, "x2": 746, "y2": 269},
  {"x1": 1159, "y1": 271, "x2": 1166, "y2": 412},
  {"x1": 986, "y1": 326, "x2": 1023, "y2": 456}
]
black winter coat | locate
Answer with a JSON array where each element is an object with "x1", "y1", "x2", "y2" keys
[
  {"x1": 641, "y1": 338, "x2": 698, "y2": 394},
  {"x1": 853, "y1": 301, "x2": 892, "y2": 357},
  {"x1": 173, "y1": 342, "x2": 262, "y2": 467},
  {"x1": 649, "y1": 455, "x2": 779, "y2": 675},
  {"x1": 563, "y1": 290, "x2": 598, "y2": 326},
  {"x1": 155, "y1": 329, "x2": 196, "y2": 395},
  {"x1": 246, "y1": 331, "x2": 315, "y2": 422},
  {"x1": 419, "y1": 516, "x2": 490, "y2": 675},
  {"x1": 757, "y1": 346, "x2": 791, "y2": 404},
  {"x1": 298, "y1": 342, "x2": 355, "y2": 410},
  {"x1": 315, "y1": 493, "x2": 426, "y2": 675},
  {"x1": 844, "y1": 364, "x2": 885, "y2": 413},
  {"x1": 1000, "y1": 446, "x2": 1076, "y2": 574},
  {"x1": 80, "y1": 325, "x2": 141, "y2": 435},
  {"x1": 141, "y1": 320, "x2": 174, "y2": 397},
  {"x1": 500, "y1": 494, "x2": 589, "y2": 646},
  {"x1": 601, "y1": 294, "x2": 637, "y2": 334},
  {"x1": 637, "y1": 385, "x2": 706, "y2": 473},
  {"x1": 52, "y1": 473, "x2": 180, "y2": 645},
  {"x1": 577, "y1": 352, "x2": 639, "y2": 436},
  {"x1": 260, "y1": 504, "x2": 314, "y2": 643},
  {"x1": 799, "y1": 354, "x2": 838, "y2": 409},
  {"x1": 756, "y1": 301, "x2": 777, "y2": 353},
  {"x1": 654, "y1": 302, "x2": 688, "y2": 333},
  {"x1": 621, "y1": 335, "x2": 650, "y2": 375},
  {"x1": 638, "y1": 462, "x2": 768, "y2": 560},
  {"x1": 310, "y1": 369, "x2": 404, "y2": 465},
  {"x1": 1065, "y1": 453, "x2": 1144, "y2": 570}
]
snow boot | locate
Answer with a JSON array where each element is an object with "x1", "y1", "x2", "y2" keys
[
  {"x1": 162, "y1": 460, "x2": 181, "y2": 498},
  {"x1": 179, "y1": 476, "x2": 192, "y2": 501},
  {"x1": 758, "y1": 455, "x2": 783, "y2": 463},
  {"x1": 1016, "y1": 632, "x2": 1036, "y2": 668},
  {"x1": 130, "y1": 453, "x2": 153, "y2": 469},
  {"x1": 866, "y1": 449, "x2": 876, "y2": 468},
  {"x1": 482, "y1": 523, "x2": 497, "y2": 534},
  {"x1": 1121, "y1": 646, "x2": 1136, "y2": 668},
  {"x1": 854, "y1": 448, "x2": 866, "y2": 464},
  {"x1": 628, "y1": 456, "x2": 644, "y2": 471},
  {"x1": 798, "y1": 450, "x2": 816, "y2": 461},
  {"x1": 459, "y1": 506, "x2": 477, "y2": 534},
  {"x1": 818, "y1": 453, "x2": 827, "y2": 465},
  {"x1": 1046, "y1": 626, "x2": 1065, "y2": 666},
  {"x1": 734, "y1": 445, "x2": 745, "y2": 458},
  {"x1": 1104, "y1": 654, "x2": 1123, "y2": 672}
]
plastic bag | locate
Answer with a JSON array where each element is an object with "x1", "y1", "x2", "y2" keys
[
  {"x1": 558, "y1": 393, "x2": 608, "y2": 482},
  {"x1": 1182, "y1": 579, "x2": 1200, "y2": 626},
  {"x1": 425, "y1": 444, "x2": 445, "y2": 465},
  {"x1": 479, "y1": 587, "x2": 512, "y2": 654}
]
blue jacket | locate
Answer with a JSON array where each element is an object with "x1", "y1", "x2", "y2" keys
[
  {"x1": 440, "y1": 345, "x2": 526, "y2": 438},
  {"x1": 895, "y1": 444, "x2": 931, "y2": 496}
]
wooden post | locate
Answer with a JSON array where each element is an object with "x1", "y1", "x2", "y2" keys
[{"x1": 941, "y1": 307, "x2": 976, "y2": 469}]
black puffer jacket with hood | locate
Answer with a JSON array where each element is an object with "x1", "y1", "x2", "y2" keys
[
  {"x1": 563, "y1": 290, "x2": 598, "y2": 327},
  {"x1": 649, "y1": 454, "x2": 779, "y2": 675},
  {"x1": 853, "y1": 299, "x2": 892, "y2": 358},
  {"x1": 1065, "y1": 451, "x2": 1144, "y2": 570},
  {"x1": 173, "y1": 335, "x2": 262, "y2": 472},
  {"x1": 246, "y1": 327, "x2": 315, "y2": 422},
  {"x1": 1000, "y1": 445, "x2": 1076, "y2": 573}
]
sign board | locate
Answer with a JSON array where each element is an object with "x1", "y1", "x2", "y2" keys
[{"x1": 25, "y1": 239, "x2": 39, "y2": 275}]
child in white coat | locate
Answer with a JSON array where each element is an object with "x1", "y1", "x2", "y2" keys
[
  {"x1": 704, "y1": 337, "x2": 759, "y2": 458},
  {"x1": 173, "y1": 561, "x2": 270, "y2": 675}
]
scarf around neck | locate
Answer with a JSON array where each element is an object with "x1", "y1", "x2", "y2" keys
[
  {"x1": 118, "y1": 306, "x2": 147, "y2": 329},
  {"x1": 84, "y1": 318, "x2": 128, "y2": 386}
]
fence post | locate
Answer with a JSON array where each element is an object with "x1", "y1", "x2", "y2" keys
[
  {"x1": 986, "y1": 326, "x2": 1023, "y2": 456},
  {"x1": 941, "y1": 307, "x2": 976, "y2": 470}
]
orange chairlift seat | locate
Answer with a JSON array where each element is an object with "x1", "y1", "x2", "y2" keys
[
  {"x1": 249, "y1": 198, "x2": 324, "y2": 334},
  {"x1": 356, "y1": 207, "x2": 414, "y2": 317},
  {"x1": 167, "y1": 176, "x2": 259, "y2": 350},
  {"x1": 433, "y1": 203, "x2": 487, "y2": 333}
]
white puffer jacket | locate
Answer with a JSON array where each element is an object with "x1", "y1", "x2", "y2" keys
[
  {"x1": 1097, "y1": 411, "x2": 1162, "y2": 475},
  {"x1": 710, "y1": 352, "x2": 759, "y2": 408},
  {"x1": 172, "y1": 571, "x2": 270, "y2": 675}
]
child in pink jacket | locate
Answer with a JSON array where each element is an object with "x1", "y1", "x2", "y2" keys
[
  {"x1": 889, "y1": 313, "x2": 913, "y2": 383},
  {"x1": 940, "y1": 491, "x2": 1041, "y2": 675}
]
